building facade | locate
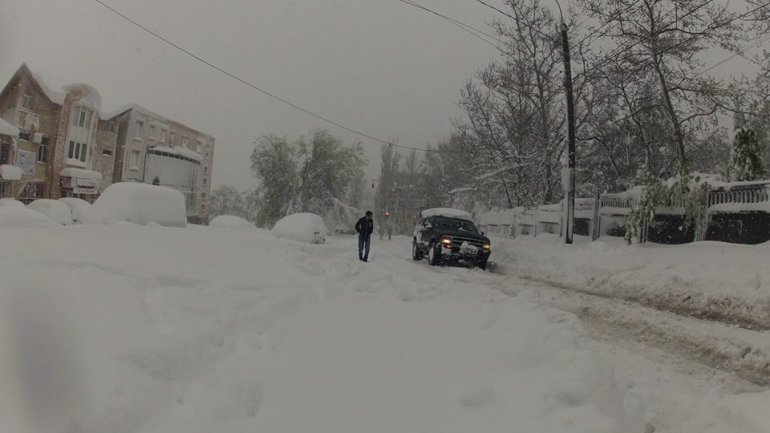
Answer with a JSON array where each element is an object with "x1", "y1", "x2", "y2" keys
[
  {"x1": 100, "y1": 105, "x2": 214, "y2": 221},
  {"x1": 0, "y1": 64, "x2": 108, "y2": 203},
  {"x1": 0, "y1": 64, "x2": 214, "y2": 220}
]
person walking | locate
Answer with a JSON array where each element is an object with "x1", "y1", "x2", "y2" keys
[{"x1": 355, "y1": 211, "x2": 374, "y2": 262}]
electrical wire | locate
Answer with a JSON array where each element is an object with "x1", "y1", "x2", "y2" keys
[
  {"x1": 396, "y1": 0, "x2": 505, "y2": 52},
  {"x1": 92, "y1": 0, "x2": 451, "y2": 154}
]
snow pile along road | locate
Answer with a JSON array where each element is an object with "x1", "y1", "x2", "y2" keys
[
  {"x1": 492, "y1": 234, "x2": 770, "y2": 330},
  {"x1": 0, "y1": 224, "x2": 645, "y2": 433}
]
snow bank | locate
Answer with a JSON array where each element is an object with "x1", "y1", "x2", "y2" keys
[
  {"x1": 0, "y1": 198, "x2": 25, "y2": 208},
  {"x1": 0, "y1": 206, "x2": 61, "y2": 229},
  {"x1": 209, "y1": 215, "x2": 254, "y2": 229},
  {"x1": 83, "y1": 183, "x2": 186, "y2": 227},
  {"x1": 0, "y1": 164, "x2": 22, "y2": 180},
  {"x1": 272, "y1": 212, "x2": 327, "y2": 244},
  {"x1": 28, "y1": 199, "x2": 72, "y2": 225},
  {"x1": 59, "y1": 198, "x2": 92, "y2": 223},
  {"x1": 492, "y1": 235, "x2": 770, "y2": 329},
  {"x1": 421, "y1": 207, "x2": 472, "y2": 219}
]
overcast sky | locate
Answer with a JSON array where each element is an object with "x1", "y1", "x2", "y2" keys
[
  {"x1": 0, "y1": 0, "x2": 758, "y2": 190},
  {"x1": 0, "y1": 0, "x2": 505, "y2": 190}
]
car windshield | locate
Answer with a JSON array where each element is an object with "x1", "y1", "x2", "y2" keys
[{"x1": 433, "y1": 216, "x2": 479, "y2": 233}]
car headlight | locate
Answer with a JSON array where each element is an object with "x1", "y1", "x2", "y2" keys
[
  {"x1": 483, "y1": 243, "x2": 491, "y2": 250},
  {"x1": 440, "y1": 237, "x2": 453, "y2": 247}
]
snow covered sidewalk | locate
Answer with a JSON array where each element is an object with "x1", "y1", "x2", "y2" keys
[
  {"x1": 1, "y1": 224, "x2": 645, "y2": 433},
  {"x1": 492, "y1": 234, "x2": 770, "y2": 330}
]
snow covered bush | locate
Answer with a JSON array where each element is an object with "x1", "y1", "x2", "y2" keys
[
  {"x1": 272, "y1": 212, "x2": 328, "y2": 244},
  {"x1": 209, "y1": 215, "x2": 254, "y2": 229},
  {"x1": 59, "y1": 197, "x2": 92, "y2": 223},
  {"x1": 0, "y1": 206, "x2": 61, "y2": 228},
  {"x1": 28, "y1": 199, "x2": 73, "y2": 225},
  {"x1": 83, "y1": 183, "x2": 186, "y2": 227}
]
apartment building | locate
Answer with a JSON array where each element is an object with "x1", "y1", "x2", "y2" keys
[
  {"x1": 0, "y1": 64, "x2": 107, "y2": 202},
  {"x1": 0, "y1": 64, "x2": 214, "y2": 221},
  {"x1": 100, "y1": 105, "x2": 214, "y2": 221}
]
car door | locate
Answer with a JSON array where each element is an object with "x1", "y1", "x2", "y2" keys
[{"x1": 420, "y1": 217, "x2": 434, "y2": 246}]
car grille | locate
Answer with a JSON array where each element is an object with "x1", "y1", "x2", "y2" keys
[{"x1": 450, "y1": 237, "x2": 484, "y2": 250}]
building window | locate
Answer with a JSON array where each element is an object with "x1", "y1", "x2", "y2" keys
[
  {"x1": 196, "y1": 140, "x2": 203, "y2": 152},
  {"x1": 102, "y1": 149, "x2": 112, "y2": 156},
  {"x1": 182, "y1": 136, "x2": 188, "y2": 148},
  {"x1": 149, "y1": 125, "x2": 156, "y2": 140},
  {"x1": 37, "y1": 143, "x2": 47, "y2": 162},
  {"x1": 204, "y1": 166, "x2": 208, "y2": 173},
  {"x1": 0, "y1": 143, "x2": 9, "y2": 164},
  {"x1": 73, "y1": 106, "x2": 93, "y2": 129},
  {"x1": 130, "y1": 150, "x2": 141, "y2": 170},
  {"x1": 160, "y1": 129, "x2": 167, "y2": 143},
  {"x1": 67, "y1": 141, "x2": 87, "y2": 162},
  {"x1": 22, "y1": 94, "x2": 33, "y2": 109},
  {"x1": 135, "y1": 120, "x2": 144, "y2": 137},
  {"x1": 203, "y1": 178, "x2": 207, "y2": 185}
]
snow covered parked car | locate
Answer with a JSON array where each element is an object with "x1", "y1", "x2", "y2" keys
[
  {"x1": 59, "y1": 198, "x2": 92, "y2": 223},
  {"x1": 209, "y1": 215, "x2": 254, "y2": 229},
  {"x1": 82, "y1": 182, "x2": 187, "y2": 227},
  {"x1": 28, "y1": 199, "x2": 73, "y2": 225},
  {"x1": 272, "y1": 212, "x2": 328, "y2": 244},
  {"x1": 412, "y1": 208, "x2": 491, "y2": 269}
]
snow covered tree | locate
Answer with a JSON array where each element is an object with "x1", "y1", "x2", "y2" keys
[
  {"x1": 208, "y1": 184, "x2": 246, "y2": 221},
  {"x1": 250, "y1": 130, "x2": 364, "y2": 228},
  {"x1": 729, "y1": 128, "x2": 765, "y2": 181}
]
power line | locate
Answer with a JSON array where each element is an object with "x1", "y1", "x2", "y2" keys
[
  {"x1": 92, "y1": 0, "x2": 450, "y2": 154},
  {"x1": 695, "y1": 33, "x2": 770, "y2": 78},
  {"x1": 574, "y1": 0, "x2": 644, "y2": 47},
  {"x1": 472, "y1": 0, "x2": 557, "y2": 41},
  {"x1": 395, "y1": 0, "x2": 504, "y2": 52},
  {"x1": 575, "y1": 0, "x2": 770, "y2": 82},
  {"x1": 574, "y1": 0, "x2": 717, "y2": 81}
]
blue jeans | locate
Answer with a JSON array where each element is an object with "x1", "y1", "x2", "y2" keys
[{"x1": 358, "y1": 235, "x2": 371, "y2": 261}]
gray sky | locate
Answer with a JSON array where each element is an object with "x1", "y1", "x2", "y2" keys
[
  {"x1": 0, "y1": 0, "x2": 502, "y2": 190},
  {"x1": 0, "y1": 0, "x2": 758, "y2": 190}
]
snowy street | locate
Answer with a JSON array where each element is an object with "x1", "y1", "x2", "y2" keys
[{"x1": 1, "y1": 224, "x2": 769, "y2": 433}]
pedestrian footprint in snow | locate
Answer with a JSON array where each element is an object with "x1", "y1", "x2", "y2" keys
[{"x1": 355, "y1": 211, "x2": 374, "y2": 262}]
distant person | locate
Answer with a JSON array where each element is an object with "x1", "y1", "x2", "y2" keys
[
  {"x1": 386, "y1": 222, "x2": 393, "y2": 240},
  {"x1": 355, "y1": 211, "x2": 374, "y2": 262},
  {"x1": 152, "y1": 176, "x2": 160, "y2": 185}
]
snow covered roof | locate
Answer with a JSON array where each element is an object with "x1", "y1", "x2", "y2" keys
[
  {"x1": 64, "y1": 83, "x2": 102, "y2": 111},
  {"x1": 100, "y1": 103, "x2": 169, "y2": 123},
  {"x1": 60, "y1": 167, "x2": 103, "y2": 181},
  {"x1": 31, "y1": 73, "x2": 66, "y2": 105},
  {"x1": 0, "y1": 118, "x2": 19, "y2": 137},
  {"x1": 0, "y1": 165, "x2": 22, "y2": 180},
  {"x1": 420, "y1": 208, "x2": 472, "y2": 220},
  {"x1": 149, "y1": 146, "x2": 203, "y2": 163}
]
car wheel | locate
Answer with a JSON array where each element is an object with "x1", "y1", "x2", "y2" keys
[
  {"x1": 477, "y1": 258, "x2": 487, "y2": 270},
  {"x1": 412, "y1": 241, "x2": 423, "y2": 261},
  {"x1": 428, "y1": 241, "x2": 441, "y2": 266}
]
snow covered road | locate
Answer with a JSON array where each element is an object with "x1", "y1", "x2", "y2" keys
[{"x1": 1, "y1": 224, "x2": 768, "y2": 432}]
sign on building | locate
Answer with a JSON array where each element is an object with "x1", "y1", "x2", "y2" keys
[{"x1": 15, "y1": 149, "x2": 35, "y2": 177}]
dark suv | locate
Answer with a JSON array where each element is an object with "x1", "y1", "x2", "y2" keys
[{"x1": 411, "y1": 210, "x2": 491, "y2": 269}]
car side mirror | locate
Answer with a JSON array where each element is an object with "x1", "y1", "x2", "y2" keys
[
  {"x1": 424, "y1": 223, "x2": 432, "y2": 229},
  {"x1": 482, "y1": 232, "x2": 485, "y2": 236}
]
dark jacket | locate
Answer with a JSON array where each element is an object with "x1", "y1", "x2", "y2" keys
[{"x1": 355, "y1": 216, "x2": 374, "y2": 237}]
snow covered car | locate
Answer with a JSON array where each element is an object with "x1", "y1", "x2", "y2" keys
[
  {"x1": 272, "y1": 212, "x2": 328, "y2": 244},
  {"x1": 412, "y1": 208, "x2": 491, "y2": 269}
]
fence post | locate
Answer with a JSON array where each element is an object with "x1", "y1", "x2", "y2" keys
[{"x1": 592, "y1": 193, "x2": 601, "y2": 241}]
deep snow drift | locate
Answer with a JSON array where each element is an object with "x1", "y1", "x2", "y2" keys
[
  {"x1": 0, "y1": 223, "x2": 644, "y2": 433},
  {"x1": 1, "y1": 225, "x2": 768, "y2": 433}
]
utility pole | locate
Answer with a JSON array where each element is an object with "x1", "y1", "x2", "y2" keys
[{"x1": 560, "y1": 21, "x2": 576, "y2": 244}]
